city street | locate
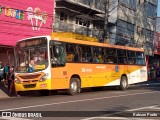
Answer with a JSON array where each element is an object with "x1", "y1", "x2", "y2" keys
[
  {"x1": 0, "y1": 0, "x2": 160, "y2": 120},
  {"x1": 0, "y1": 81, "x2": 160, "y2": 120}
]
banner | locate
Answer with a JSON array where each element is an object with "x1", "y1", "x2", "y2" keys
[{"x1": 0, "y1": 0, "x2": 54, "y2": 46}]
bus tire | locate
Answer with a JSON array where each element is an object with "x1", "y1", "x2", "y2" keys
[
  {"x1": 119, "y1": 76, "x2": 128, "y2": 90},
  {"x1": 68, "y1": 78, "x2": 80, "y2": 95}
]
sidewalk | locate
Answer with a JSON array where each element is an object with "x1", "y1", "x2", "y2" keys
[
  {"x1": 0, "y1": 80, "x2": 10, "y2": 99},
  {"x1": 130, "y1": 79, "x2": 160, "y2": 87}
]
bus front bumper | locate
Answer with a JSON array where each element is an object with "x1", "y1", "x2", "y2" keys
[{"x1": 14, "y1": 80, "x2": 51, "y2": 92}]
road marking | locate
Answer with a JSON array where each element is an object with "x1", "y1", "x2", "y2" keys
[
  {"x1": 82, "y1": 105, "x2": 160, "y2": 120},
  {"x1": 0, "y1": 91, "x2": 159, "y2": 111},
  {"x1": 0, "y1": 117, "x2": 32, "y2": 120},
  {"x1": 82, "y1": 116, "x2": 159, "y2": 120},
  {"x1": 150, "y1": 106, "x2": 160, "y2": 110},
  {"x1": 82, "y1": 117, "x2": 128, "y2": 120},
  {"x1": 127, "y1": 105, "x2": 159, "y2": 111}
]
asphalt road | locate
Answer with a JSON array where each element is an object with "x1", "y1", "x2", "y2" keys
[{"x1": 0, "y1": 84, "x2": 160, "y2": 120}]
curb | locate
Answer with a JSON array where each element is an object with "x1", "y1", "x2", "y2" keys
[{"x1": 130, "y1": 82, "x2": 160, "y2": 87}]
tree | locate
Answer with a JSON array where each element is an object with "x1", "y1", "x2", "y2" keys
[{"x1": 99, "y1": 0, "x2": 117, "y2": 43}]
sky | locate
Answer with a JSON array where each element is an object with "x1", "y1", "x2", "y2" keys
[{"x1": 158, "y1": 0, "x2": 160, "y2": 16}]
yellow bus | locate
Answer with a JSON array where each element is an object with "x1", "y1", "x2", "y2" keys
[{"x1": 14, "y1": 33, "x2": 147, "y2": 95}]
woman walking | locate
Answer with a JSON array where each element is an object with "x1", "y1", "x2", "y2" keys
[{"x1": 8, "y1": 66, "x2": 15, "y2": 96}]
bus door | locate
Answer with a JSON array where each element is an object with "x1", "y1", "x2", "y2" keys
[
  {"x1": 7, "y1": 48, "x2": 15, "y2": 66},
  {"x1": 50, "y1": 41, "x2": 67, "y2": 89},
  {"x1": 107, "y1": 48, "x2": 118, "y2": 83},
  {"x1": 127, "y1": 51, "x2": 137, "y2": 82},
  {"x1": 116, "y1": 50, "x2": 129, "y2": 82}
]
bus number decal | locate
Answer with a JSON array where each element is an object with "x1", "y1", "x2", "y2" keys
[{"x1": 82, "y1": 68, "x2": 92, "y2": 73}]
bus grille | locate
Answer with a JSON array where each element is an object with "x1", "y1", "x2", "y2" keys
[
  {"x1": 19, "y1": 74, "x2": 41, "y2": 79},
  {"x1": 23, "y1": 84, "x2": 36, "y2": 88},
  {"x1": 22, "y1": 80, "x2": 39, "y2": 83}
]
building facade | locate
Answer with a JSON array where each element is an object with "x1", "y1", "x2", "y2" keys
[
  {"x1": 0, "y1": 0, "x2": 54, "y2": 65},
  {"x1": 156, "y1": 17, "x2": 160, "y2": 32},
  {"x1": 53, "y1": 0, "x2": 157, "y2": 56},
  {"x1": 0, "y1": 0, "x2": 158, "y2": 65},
  {"x1": 150, "y1": 17, "x2": 160, "y2": 66}
]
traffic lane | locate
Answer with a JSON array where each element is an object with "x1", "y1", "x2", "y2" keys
[
  {"x1": 7, "y1": 90, "x2": 159, "y2": 111},
  {"x1": 0, "y1": 87, "x2": 160, "y2": 120},
  {"x1": 1, "y1": 105, "x2": 160, "y2": 120},
  {"x1": 82, "y1": 105, "x2": 160, "y2": 120},
  {"x1": 0, "y1": 87, "x2": 159, "y2": 112}
]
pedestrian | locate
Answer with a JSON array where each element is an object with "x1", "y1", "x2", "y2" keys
[
  {"x1": 0, "y1": 61, "x2": 4, "y2": 87},
  {"x1": 147, "y1": 65, "x2": 151, "y2": 80},
  {"x1": 8, "y1": 66, "x2": 15, "y2": 96},
  {"x1": 150, "y1": 64, "x2": 155, "y2": 80},
  {"x1": 156, "y1": 66, "x2": 160, "y2": 80},
  {"x1": 3, "y1": 64, "x2": 10, "y2": 87}
]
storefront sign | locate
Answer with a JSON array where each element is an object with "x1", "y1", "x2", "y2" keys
[
  {"x1": 0, "y1": 6, "x2": 24, "y2": 20},
  {"x1": 0, "y1": 0, "x2": 54, "y2": 46}
]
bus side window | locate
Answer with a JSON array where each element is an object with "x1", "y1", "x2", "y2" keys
[
  {"x1": 50, "y1": 42, "x2": 66, "y2": 67},
  {"x1": 67, "y1": 54, "x2": 74, "y2": 62},
  {"x1": 127, "y1": 51, "x2": 136, "y2": 64},
  {"x1": 74, "y1": 45, "x2": 82, "y2": 62},
  {"x1": 136, "y1": 52, "x2": 145, "y2": 65},
  {"x1": 66, "y1": 44, "x2": 75, "y2": 62},
  {"x1": 92, "y1": 47, "x2": 104, "y2": 63},
  {"x1": 50, "y1": 46, "x2": 53, "y2": 62},
  {"x1": 117, "y1": 50, "x2": 127, "y2": 64},
  {"x1": 105, "y1": 48, "x2": 117, "y2": 64},
  {"x1": 80, "y1": 45, "x2": 91, "y2": 62}
]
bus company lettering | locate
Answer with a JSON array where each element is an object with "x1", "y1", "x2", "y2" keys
[
  {"x1": 82, "y1": 68, "x2": 92, "y2": 73},
  {"x1": 0, "y1": 5, "x2": 48, "y2": 31},
  {"x1": 40, "y1": 83, "x2": 47, "y2": 88},
  {"x1": 96, "y1": 66, "x2": 106, "y2": 69}
]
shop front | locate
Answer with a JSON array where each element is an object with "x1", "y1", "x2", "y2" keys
[{"x1": 0, "y1": 0, "x2": 53, "y2": 66}]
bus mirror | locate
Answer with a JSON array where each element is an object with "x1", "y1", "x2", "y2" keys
[
  {"x1": 51, "y1": 58, "x2": 66, "y2": 67},
  {"x1": 52, "y1": 57, "x2": 58, "y2": 63}
]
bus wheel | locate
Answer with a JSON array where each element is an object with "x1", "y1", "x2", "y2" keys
[
  {"x1": 68, "y1": 78, "x2": 80, "y2": 95},
  {"x1": 39, "y1": 90, "x2": 50, "y2": 96},
  {"x1": 119, "y1": 76, "x2": 128, "y2": 90}
]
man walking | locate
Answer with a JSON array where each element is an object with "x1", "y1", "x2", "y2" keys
[{"x1": 3, "y1": 64, "x2": 10, "y2": 88}]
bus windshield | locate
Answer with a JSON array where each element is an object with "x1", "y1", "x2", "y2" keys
[{"x1": 15, "y1": 37, "x2": 48, "y2": 73}]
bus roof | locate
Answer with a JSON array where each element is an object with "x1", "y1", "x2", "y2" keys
[
  {"x1": 51, "y1": 32, "x2": 144, "y2": 52},
  {"x1": 16, "y1": 35, "x2": 50, "y2": 43}
]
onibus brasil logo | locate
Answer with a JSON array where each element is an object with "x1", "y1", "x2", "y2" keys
[{"x1": 26, "y1": 7, "x2": 48, "y2": 31}]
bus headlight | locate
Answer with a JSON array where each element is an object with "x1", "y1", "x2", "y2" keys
[
  {"x1": 15, "y1": 78, "x2": 21, "y2": 84},
  {"x1": 39, "y1": 74, "x2": 48, "y2": 82}
]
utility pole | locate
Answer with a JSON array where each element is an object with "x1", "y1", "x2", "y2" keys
[{"x1": 143, "y1": 0, "x2": 156, "y2": 56}]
